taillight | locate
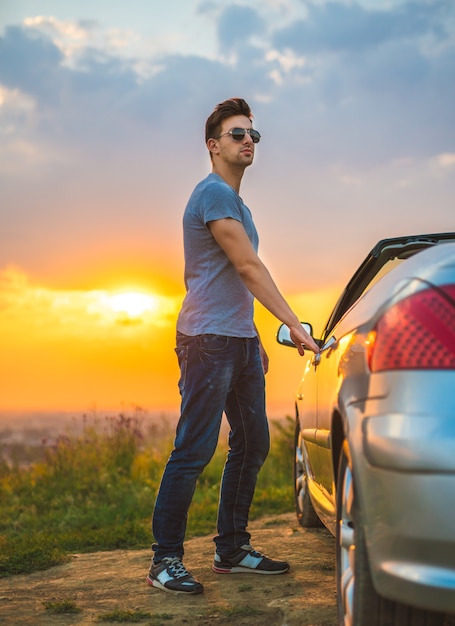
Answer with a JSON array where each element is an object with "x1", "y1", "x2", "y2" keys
[{"x1": 368, "y1": 284, "x2": 455, "y2": 371}]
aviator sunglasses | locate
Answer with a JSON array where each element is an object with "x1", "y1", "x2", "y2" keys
[{"x1": 215, "y1": 128, "x2": 261, "y2": 144}]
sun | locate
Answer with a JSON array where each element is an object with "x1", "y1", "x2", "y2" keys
[
  {"x1": 86, "y1": 288, "x2": 178, "y2": 327},
  {"x1": 105, "y1": 291, "x2": 158, "y2": 318}
]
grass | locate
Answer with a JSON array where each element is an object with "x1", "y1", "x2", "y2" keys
[
  {"x1": 43, "y1": 599, "x2": 82, "y2": 613},
  {"x1": 0, "y1": 412, "x2": 295, "y2": 578},
  {"x1": 95, "y1": 609, "x2": 155, "y2": 622}
]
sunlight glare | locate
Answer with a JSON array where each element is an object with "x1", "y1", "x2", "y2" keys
[{"x1": 106, "y1": 291, "x2": 158, "y2": 318}]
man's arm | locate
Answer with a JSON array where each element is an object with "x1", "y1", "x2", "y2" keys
[{"x1": 208, "y1": 218, "x2": 319, "y2": 355}]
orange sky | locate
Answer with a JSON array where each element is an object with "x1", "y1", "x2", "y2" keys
[{"x1": 0, "y1": 265, "x2": 337, "y2": 421}]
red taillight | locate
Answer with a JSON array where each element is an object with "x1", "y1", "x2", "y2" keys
[{"x1": 368, "y1": 284, "x2": 455, "y2": 372}]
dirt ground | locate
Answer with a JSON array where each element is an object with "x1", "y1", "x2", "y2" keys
[{"x1": 0, "y1": 513, "x2": 337, "y2": 625}]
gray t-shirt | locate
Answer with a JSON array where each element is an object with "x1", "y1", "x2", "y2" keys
[{"x1": 176, "y1": 173, "x2": 259, "y2": 337}]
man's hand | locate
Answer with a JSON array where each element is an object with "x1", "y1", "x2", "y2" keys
[{"x1": 289, "y1": 324, "x2": 320, "y2": 356}]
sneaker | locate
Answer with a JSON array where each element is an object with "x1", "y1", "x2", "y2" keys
[
  {"x1": 212, "y1": 544, "x2": 290, "y2": 575},
  {"x1": 146, "y1": 557, "x2": 204, "y2": 594}
]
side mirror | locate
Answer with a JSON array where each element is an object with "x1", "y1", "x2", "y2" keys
[{"x1": 276, "y1": 322, "x2": 314, "y2": 348}]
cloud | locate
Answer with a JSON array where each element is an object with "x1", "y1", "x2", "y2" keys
[
  {"x1": 273, "y1": 0, "x2": 452, "y2": 54},
  {"x1": 269, "y1": 0, "x2": 455, "y2": 108},
  {"x1": 0, "y1": 83, "x2": 35, "y2": 113},
  {"x1": 259, "y1": 0, "x2": 455, "y2": 171},
  {"x1": 22, "y1": 15, "x2": 144, "y2": 69},
  {"x1": 217, "y1": 4, "x2": 266, "y2": 52},
  {"x1": 0, "y1": 267, "x2": 177, "y2": 333},
  {"x1": 0, "y1": 2, "x2": 454, "y2": 292},
  {"x1": 2, "y1": 3, "x2": 453, "y2": 165},
  {"x1": 429, "y1": 152, "x2": 455, "y2": 177},
  {"x1": 23, "y1": 15, "x2": 96, "y2": 49},
  {"x1": 0, "y1": 25, "x2": 64, "y2": 103},
  {"x1": 436, "y1": 152, "x2": 455, "y2": 168}
]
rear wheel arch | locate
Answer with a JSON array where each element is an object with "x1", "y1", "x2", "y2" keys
[{"x1": 335, "y1": 436, "x2": 446, "y2": 626}]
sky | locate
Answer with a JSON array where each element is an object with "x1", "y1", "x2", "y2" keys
[{"x1": 0, "y1": 0, "x2": 454, "y2": 422}]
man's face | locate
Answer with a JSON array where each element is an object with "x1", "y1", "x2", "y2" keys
[{"x1": 213, "y1": 115, "x2": 257, "y2": 168}]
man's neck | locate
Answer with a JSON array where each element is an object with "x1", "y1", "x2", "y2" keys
[{"x1": 211, "y1": 163, "x2": 244, "y2": 195}]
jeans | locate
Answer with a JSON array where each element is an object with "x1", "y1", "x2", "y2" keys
[{"x1": 152, "y1": 332, "x2": 270, "y2": 562}]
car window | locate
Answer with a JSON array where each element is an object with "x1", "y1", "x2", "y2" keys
[
  {"x1": 322, "y1": 256, "x2": 408, "y2": 341},
  {"x1": 357, "y1": 256, "x2": 407, "y2": 298},
  {"x1": 321, "y1": 233, "x2": 455, "y2": 342}
]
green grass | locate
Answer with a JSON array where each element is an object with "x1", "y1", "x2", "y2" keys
[
  {"x1": 43, "y1": 599, "x2": 82, "y2": 613},
  {"x1": 0, "y1": 412, "x2": 295, "y2": 578},
  {"x1": 95, "y1": 609, "x2": 155, "y2": 622}
]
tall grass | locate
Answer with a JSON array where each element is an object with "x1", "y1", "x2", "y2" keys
[{"x1": 0, "y1": 412, "x2": 294, "y2": 577}]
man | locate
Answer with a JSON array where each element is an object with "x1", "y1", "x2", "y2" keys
[{"x1": 147, "y1": 97, "x2": 319, "y2": 595}]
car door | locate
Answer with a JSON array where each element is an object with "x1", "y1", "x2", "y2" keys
[
  {"x1": 296, "y1": 330, "x2": 348, "y2": 521},
  {"x1": 314, "y1": 331, "x2": 352, "y2": 514},
  {"x1": 295, "y1": 352, "x2": 320, "y2": 492}
]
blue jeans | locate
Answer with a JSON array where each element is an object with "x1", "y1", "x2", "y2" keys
[{"x1": 152, "y1": 332, "x2": 270, "y2": 562}]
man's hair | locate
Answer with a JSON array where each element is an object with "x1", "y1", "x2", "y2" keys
[{"x1": 205, "y1": 98, "x2": 253, "y2": 143}]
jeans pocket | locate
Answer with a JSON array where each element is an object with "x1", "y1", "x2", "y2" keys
[
  {"x1": 175, "y1": 345, "x2": 188, "y2": 393},
  {"x1": 198, "y1": 334, "x2": 230, "y2": 353},
  {"x1": 197, "y1": 335, "x2": 231, "y2": 375}
]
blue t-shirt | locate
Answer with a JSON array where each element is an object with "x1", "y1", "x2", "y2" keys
[{"x1": 176, "y1": 173, "x2": 259, "y2": 337}]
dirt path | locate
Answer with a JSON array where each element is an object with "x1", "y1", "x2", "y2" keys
[{"x1": 0, "y1": 513, "x2": 337, "y2": 625}]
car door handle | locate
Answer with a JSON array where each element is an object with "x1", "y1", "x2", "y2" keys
[{"x1": 313, "y1": 336, "x2": 337, "y2": 366}]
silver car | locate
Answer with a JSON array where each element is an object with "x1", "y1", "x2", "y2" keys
[{"x1": 277, "y1": 233, "x2": 455, "y2": 626}]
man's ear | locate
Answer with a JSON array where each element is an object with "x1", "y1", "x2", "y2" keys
[{"x1": 207, "y1": 138, "x2": 219, "y2": 156}]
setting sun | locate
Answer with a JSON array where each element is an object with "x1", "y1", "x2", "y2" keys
[
  {"x1": 0, "y1": 266, "x2": 337, "y2": 418},
  {"x1": 86, "y1": 287, "x2": 178, "y2": 327},
  {"x1": 0, "y1": 268, "x2": 182, "y2": 413},
  {"x1": 105, "y1": 292, "x2": 158, "y2": 318}
]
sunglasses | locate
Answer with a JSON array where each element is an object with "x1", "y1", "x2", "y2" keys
[{"x1": 215, "y1": 128, "x2": 261, "y2": 144}]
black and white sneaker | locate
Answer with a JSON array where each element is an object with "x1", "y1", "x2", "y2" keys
[
  {"x1": 147, "y1": 557, "x2": 204, "y2": 594},
  {"x1": 212, "y1": 544, "x2": 290, "y2": 575}
]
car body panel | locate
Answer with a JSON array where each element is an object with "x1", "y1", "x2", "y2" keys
[
  {"x1": 348, "y1": 371, "x2": 455, "y2": 612},
  {"x1": 279, "y1": 233, "x2": 455, "y2": 615}
]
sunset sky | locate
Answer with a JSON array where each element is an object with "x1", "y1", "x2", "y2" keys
[{"x1": 1, "y1": 0, "x2": 454, "y2": 422}]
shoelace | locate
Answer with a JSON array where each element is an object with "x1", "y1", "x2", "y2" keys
[
  {"x1": 163, "y1": 557, "x2": 190, "y2": 579},
  {"x1": 241, "y1": 544, "x2": 263, "y2": 559},
  {"x1": 249, "y1": 549, "x2": 263, "y2": 558}
]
